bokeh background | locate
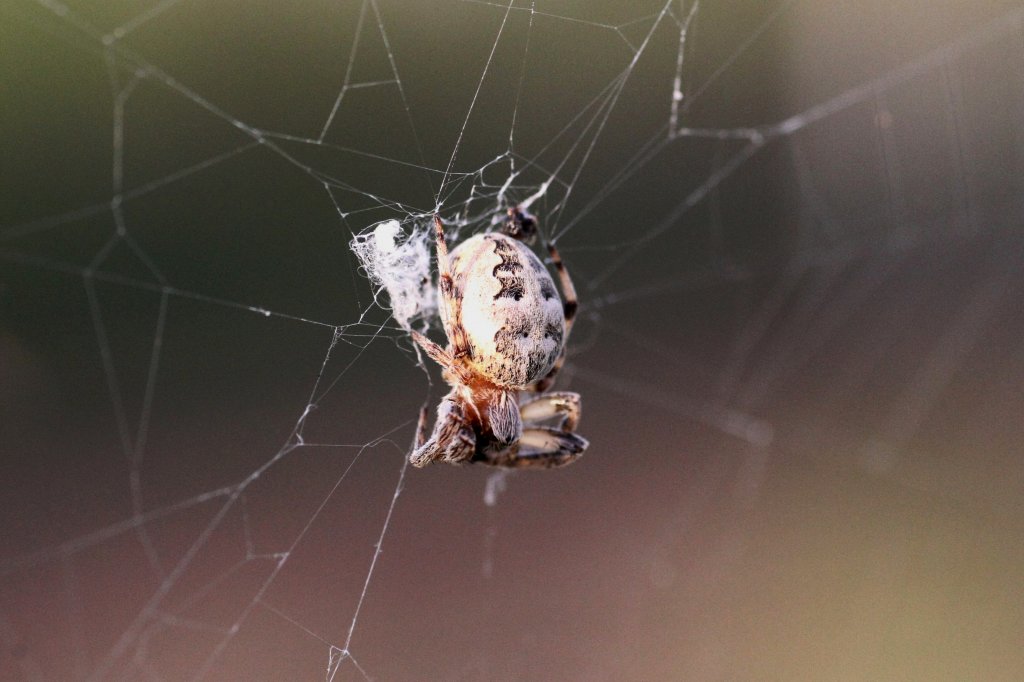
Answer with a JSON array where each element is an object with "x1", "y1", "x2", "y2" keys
[{"x1": 3, "y1": 0, "x2": 1024, "y2": 680}]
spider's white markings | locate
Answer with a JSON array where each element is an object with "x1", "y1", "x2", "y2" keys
[{"x1": 410, "y1": 210, "x2": 587, "y2": 469}]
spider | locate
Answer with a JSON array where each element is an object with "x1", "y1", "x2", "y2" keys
[{"x1": 409, "y1": 208, "x2": 588, "y2": 468}]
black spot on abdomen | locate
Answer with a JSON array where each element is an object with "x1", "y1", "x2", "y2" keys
[
  {"x1": 493, "y1": 319, "x2": 529, "y2": 355},
  {"x1": 490, "y1": 319, "x2": 533, "y2": 385},
  {"x1": 492, "y1": 237, "x2": 527, "y2": 301},
  {"x1": 494, "y1": 277, "x2": 526, "y2": 301},
  {"x1": 491, "y1": 239, "x2": 524, "y2": 275},
  {"x1": 525, "y1": 348, "x2": 547, "y2": 381},
  {"x1": 543, "y1": 322, "x2": 563, "y2": 345}
]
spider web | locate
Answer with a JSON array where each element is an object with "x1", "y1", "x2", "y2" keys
[{"x1": 3, "y1": 0, "x2": 1024, "y2": 680}]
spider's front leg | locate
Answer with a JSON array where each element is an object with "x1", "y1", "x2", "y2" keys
[
  {"x1": 432, "y1": 215, "x2": 471, "y2": 359},
  {"x1": 410, "y1": 392, "x2": 477, "y2": 467}
]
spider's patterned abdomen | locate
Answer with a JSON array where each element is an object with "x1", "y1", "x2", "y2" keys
[{"x1": 445, "y1": 233, "x2": 564, "y2": 388}]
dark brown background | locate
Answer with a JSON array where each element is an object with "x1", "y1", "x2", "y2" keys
[{"x1": 3, "y1": 0, "x2": 1024, "y2": 680}]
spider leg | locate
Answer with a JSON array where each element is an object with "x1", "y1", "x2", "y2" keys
[
  {"x1": 410, "y1": 392, "x2": 476, "y2": 467},
  {"x1": 531, "y1": 239, "x2": 578, "y2": 393},
  {"x1": 412, "y1": 329, "x2": 474, "y2": 387},
  {"x1": 432, "y1": 215, "x2": 471, "y2": 359},
  {"x1": 519, "y1": 391, "x2": 581, "y2": 431},
  {"x1": 414, "y1": 404, "x2": 429, "y2": 448},
  {"x1": 411, "y1": 330, "x2": 452, "y2": 367},
  {"x1": 477, "y1": 427, "x2": 587, "y2": 469}
]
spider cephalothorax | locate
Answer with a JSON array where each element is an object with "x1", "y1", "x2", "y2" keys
[{"x1": 409, "y1": 210, "x2": 587, "y2": 468}]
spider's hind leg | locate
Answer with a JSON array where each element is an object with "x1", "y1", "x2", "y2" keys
[{"x1": 531, "y1": 240, "x2": 577, "y2": 394}]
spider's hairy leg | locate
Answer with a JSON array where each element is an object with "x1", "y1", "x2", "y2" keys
[
  {"x1": 481, "y1": 427, "x2": 587, "y2": 469},
  {"x1": 547, "y1": 241, "x2": 579, "y2": 333},
  {"x1": 410, "y1": 392, "x2": 476, "y2": 467},
  {"x1": 519, "y1": 391, "x2": 581, "y2": 431},
  {"x1": 432, "y1": 215, "x2": 470, "y2": 358},
  {"x1": 411, "y1": 330, "x2": 474, "y2": 386},
  {"x1": 415, "y1": 404, "x2": 429, "y2": 448},
  {"x1": 411, "y1": 330, "x2": 452, "y2": 368},
  {"x1": 531, "y1": 239, "x2": 578, "y2": 393}
]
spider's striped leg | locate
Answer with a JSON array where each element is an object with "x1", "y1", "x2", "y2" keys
[
  {"x1": 432, "y1": 215, "x2": 471, "y2": 359},
  {"x1": 478, "y1": 427, "x2": 587, "y2": 469},
  {"x1": 531, "y1": 239, "x2": 577, "y2": 393},
  {"x1": 519, "y1": 391, "x2": 581, "y2": 431}
]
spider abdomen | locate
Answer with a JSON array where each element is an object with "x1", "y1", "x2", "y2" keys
[{"x1": 445, "y1": 233, "x2": 564, "y2": 388}]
